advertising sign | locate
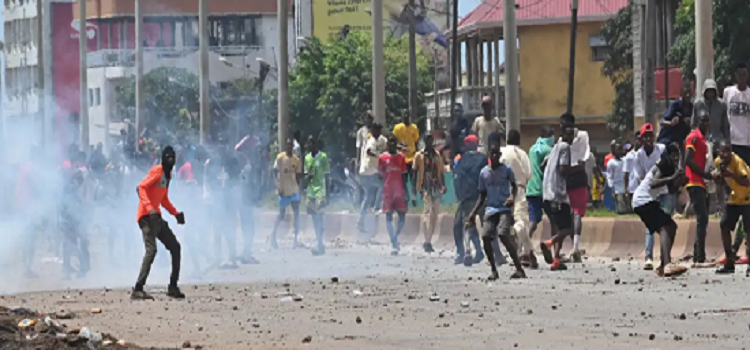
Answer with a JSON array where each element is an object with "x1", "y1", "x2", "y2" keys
[{"x1": 313, "y1": 0, "x2": 450, "y2": 86}]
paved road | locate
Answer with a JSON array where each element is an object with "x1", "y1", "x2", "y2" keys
[{"x1": 2, "y1": 241, "x2": 748, "y2": 349}]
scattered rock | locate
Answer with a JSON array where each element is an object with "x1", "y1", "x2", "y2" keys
[
  {"x1": 460, "y1": 301, "x2": 470, "y2": 308},
  {"x1": 55, "y1": 310, "x2": 75, "y2": 320},
  {"x1": 331, "y1": 276, "x2": 339, "y2": 283},
  {"x1": 182, "y1": 340, "x2": 192, "y2": 348},
  {"x1": 674, "y1": 335, "x2": 683, "y2": 341},
  {"x1": 302, "y1": 335, "x2": 312, "y2": 343},
  {"x1": 526, "y1": 309, "x2": 533, "y2": 315},
  {"x1": 679, "y1": 313, "x2": 686, "y2": 320},
  {"x1": 649, "y1": 334, "x2": 656, "y2": 340},
  {"x1": 90, "y1": 308, "x2": 102, "y2": 314},
  {"x1": 429, "y1": 294, "x2": 440, "y2": 302},
  {"x1": 612, "y1": 257, "x2": 621, "y2": 262},
  {"x1": 614, "y1": 279, "x2": 621, "y2": 285},
  {"x1": 355, "y1": 316, "x2": 362, "y2": 324}
]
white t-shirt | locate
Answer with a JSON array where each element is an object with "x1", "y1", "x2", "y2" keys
[
  {"x1": 500, "y1": 145, "x2": 532, "y2": 186},
  {"x1": 632, "y1": 166, "x2": 664, "y2": 208},
  {"x1": 356, "y1": 126, "x2": 370, "y2": 149},
  {"x1": 633, "y1": 144, "x2": 665, "y2": 194},
  {"x1": 472, "y1": 116, "x2": 502, "y2": 150},
  {"x1": 606, "y1": 158, "x2": 625, "y2": 194},
  {"x1": 724, "y1": 85, "x2": 750, "y2": 146},
  {"x1": 559, "y1": 130, "x2": 591, "y2": 164},
  {"x1": 623, "y1": 150, "x2": 638, "y2": 193},
  {"x1": 359, "y1": 135, "x2": 387, "y2": 175}
]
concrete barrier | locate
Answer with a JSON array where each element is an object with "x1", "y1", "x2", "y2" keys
[{"x1": 256, "y1": 212, "x2": 726, "y2": 260}]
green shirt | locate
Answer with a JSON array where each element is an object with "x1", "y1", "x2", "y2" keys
[
  {"x1": 304, "y1": 152, "x2": 330, "y2": 200},
  {"x1": 526, "y1": 137, "x2": 554, "y2": 197}
]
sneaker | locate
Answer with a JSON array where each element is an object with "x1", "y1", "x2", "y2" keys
[
  {"x1": 664, "y1": 264, "x2": 688, "y2": 277},
  {"x1": 487, "y1": 271, "x2": 500, "y2": 281},
  {"x1": 570, "y1": 251, "x2": 583, "y2": 263},
  {"x1": 423, "y1": 242, "x2": 435, "y2": 253},
  {"x1": 510, "y1": 270, "x2": 527, "y2": 279},
  {"x1": 463, "y1": 255, "x2": 474, "y2": 267},
  {"x1": 167, "y1": 285, "x2": 185, "y2": 299},
  {"x1": 472, "y1": 252, "x2": 485, "y2": 265},
  {"x1": 717, "y1": 256, "x2": 728, "y2": 265},
  {"x1": 519, "y1": 255, "x2": 531, "y2": 267},
  {"x1": 311, "y1": 247, "x2": 326, "y2": 256},
  {"x1": 737, "y1": 256, "x2": 749, "y2": 265},
  {"x1": 539, "y1": 241, "x2": 554, "y2": 264},
  {"x1": 390, "y1": 248, "x2": 399, "y2": 256},
  {"x1": 130, "y1": 289, "x2": 154, "y2": 300},
  {"x1": 454, "y1": 256, "x2": 465, "y2": 265},
  {"x1": 644, "y1": 259, "x2": 654, "y2": 271},
  {"x1": 716, "y1": 264, "x2": 735, "y2": 274},
  {"x1": 655, "y1": 265, "x2": 664, "y2": 277},
  {"x1": 550, "y1": 259, "x2": 567, "y2": 271}
]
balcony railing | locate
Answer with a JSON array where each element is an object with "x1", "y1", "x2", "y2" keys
[{"x1": 87, "y1": 46, "x2": 263, "y2": 68}]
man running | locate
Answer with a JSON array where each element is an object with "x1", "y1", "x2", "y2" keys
[
  {"x1": 539, "y1": 123, "x2": 581, "y2": 271},
  {"x1": 305, "y1": 136, "x2": 330, "y2": 256},
  {"x1": 633, "y1": 123, "x2": 668, "y2": 270},
  {"x1": 270, "y1": 138, "x2": 302, "y2": 248},
  {"x1": 501, "y1": 130, "x2": 537, "y2": 269},
  {"x1": 527, "y1": 125, "x2": 555, "y2": 248},
  {"x1": 632, "y1": 143, "x2": 687, "y2": 277},
  {"x1": 467, "y1": 143, "x2": 526, "y2": 280},
  {"x1": 132, "y1": 146, "x2": 186, "y2": 300},
  {"x1": 379, "y1": 136, "x2": 409, "y2": 255},
  {"x1": 713, "y1": 141, "x2": 750, "y2": 274}
]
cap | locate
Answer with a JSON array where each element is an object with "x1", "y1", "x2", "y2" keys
[
  {"x1": 464, "y1": 135, "x2": 478, "y2": 146},
  {"x1": 640, "y1": 123, "x2": 654, "y2": 135}
]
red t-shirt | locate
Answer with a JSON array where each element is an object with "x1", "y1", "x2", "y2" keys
[
  {"x1": 378, "y1": 152, "x2": 407, "y2": 197},
  {"x1": 685, "y1": 128, "x2": 707, "y2": 187},
  {"x1": 178, "y1": 161, "x2": 196, "y2": 182},
  {"x1": 604, "y1": 153, "x2": 614, "y2": 167}
]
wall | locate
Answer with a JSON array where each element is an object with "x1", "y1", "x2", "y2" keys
[{"x1": 518, "y1": 22, "x2": 615, "y2": 120}]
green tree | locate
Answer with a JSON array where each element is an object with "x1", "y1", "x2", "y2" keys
[
  {"x1": 600, "y1": 1, "x2": 634, "y2": 138},
  {"x1": 283, "y1": 32, "x2": 433, "y2": 156},
  {"x1": 670, "y1": 0, "x2": 750, "y2": 85}
]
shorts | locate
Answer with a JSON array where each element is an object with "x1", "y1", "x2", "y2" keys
[
  {"x1": 543, "y1": 201, "x2": 573, "y2": 231},
  {"x1": 279, "y1": 193, "x2": 301, "y2": 208},
  {"x1": 634, "y1": 201, "x2": 676, "y2": 233},
  {"x1": 567, "y1": 187, "x2": 589, "y2": 216},
  {"x1": 527, "y1": 196, "x2": 544, "y2": 223},
  {"x1": 482, "y1": 211, "x2": 514, "y2": 238},
  {"x1": 382, "y1": 193, "x2": 407, "y2": 213},
  {"x1": 720, "y1": 204, "x2": 750, "y2": 230}
]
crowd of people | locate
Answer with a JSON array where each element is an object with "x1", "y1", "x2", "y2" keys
[{"x1": 9, "y1": 61, "x2": 750, "y2": 297}]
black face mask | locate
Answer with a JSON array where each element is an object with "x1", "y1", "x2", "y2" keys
[{"x1": 162, "y1": 146, "x2": 176, "y2": 175}]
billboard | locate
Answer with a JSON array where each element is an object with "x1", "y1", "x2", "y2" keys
[{"x1": 313, "y1": 0, "x2": 450, "y2": 86}]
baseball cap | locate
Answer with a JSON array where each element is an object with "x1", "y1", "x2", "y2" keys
[
  {"x1": 640, "y1": 123, "x2": 654, "y2": 135},
  {"x1": 464, "y1": 135, "x2": 478, "y2": 146}
]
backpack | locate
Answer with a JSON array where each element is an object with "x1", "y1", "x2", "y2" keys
[{"x1": 453, "y1": 151, "x2": 486, "y2": 202}]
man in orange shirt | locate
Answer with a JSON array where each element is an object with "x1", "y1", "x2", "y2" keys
[{"x1": 132, "y1": 146, "x2": 186, "y2": 300}]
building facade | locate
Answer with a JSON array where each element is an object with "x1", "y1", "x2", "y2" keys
[{"x1": 3, "y1": 0, "x2": 310, "y2": 156}]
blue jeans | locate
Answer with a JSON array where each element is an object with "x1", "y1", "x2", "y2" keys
[
  {"x1": 357, "y1": 174, "x2": 381, "y2": 229},
  {"x1": 645, "y1": 193, "x2": 676, "y2": 260},
  {"x1": 453, "y1": 200, "x2": 483, "y2": 259}
]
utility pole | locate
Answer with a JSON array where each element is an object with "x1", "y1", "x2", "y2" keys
[
  {"x1": 79, "y1": 0, "x2": 89, "y2": 148},
  {"x1": 503, "y1": 0, "x2": 520, "y2": 133},
  {"x1": 372, "y1": 0, "x2": 386, "y2": 126},
  {"x1": 408, "y1": 0, "x2": 418, "y2": 123},
  {"x1": 199, "y1": 0, "x2": 210, "y2": 145},
  {"x1": 644, "y1": 0, "x2": 657, "y2": 125},
  {"x1": 449, "y1": 0, "x2": 458, "y2": 121},
  {"x1": 565, "y1": 0, "x2": 578, "y2": 114},
  {"x1": 135, "y1": 0, "x2": 144, "y2": 149},
  {"x1": 278, "y1": 0, "x2": 290, "y2": 147},
  {"x1": 695, "y1": 0, "x2": 713, "y2": 96},
  {"x1": 36, "y1": 0, "x2": 45, "y2": 148},
  {"x1": 662, "y1": 0, "x2": 669, "y2": 109}
]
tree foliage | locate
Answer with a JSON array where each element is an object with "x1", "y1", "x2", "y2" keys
[
  {"x1": 670, "y1": 0, "x2": 750, "y2": 85},
  {"x1": 600, "y1": 2, "x2": 634, "y2": 138},
  {"x1": 282, "y1": 32, "x2": 433, "y2": 155}
]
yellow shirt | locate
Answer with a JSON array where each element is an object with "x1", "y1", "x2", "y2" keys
[
  {"x1": 716, "y1": 153, "x2": 750, "y2": 205},
  {"x1": 591, "y1": 173, "x2": 605, "y2": 200},
  {"x1": 275, "y1": 152, "x2": 301, "y2": 196},
  {"x1": 393, "y1": 123, "x2": 420, "y2": 163}
]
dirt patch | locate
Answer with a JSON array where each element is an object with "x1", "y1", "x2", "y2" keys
[{"x1": 0, "y1": 306, "x2": 169, "y2": 350}]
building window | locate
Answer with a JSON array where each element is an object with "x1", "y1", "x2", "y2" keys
[
  {"x1": 591, "y1": 46, "x2": 611, "y2": 62},
  {"x1": 589, "y1": 34, "x2": 610, "y2": 62},
  {"x1": 94, "y1": 88, "x2": 101, "y2": 106},
  {"x1": 89, "y1": 88, "x2": 94, "y2": 106}
]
